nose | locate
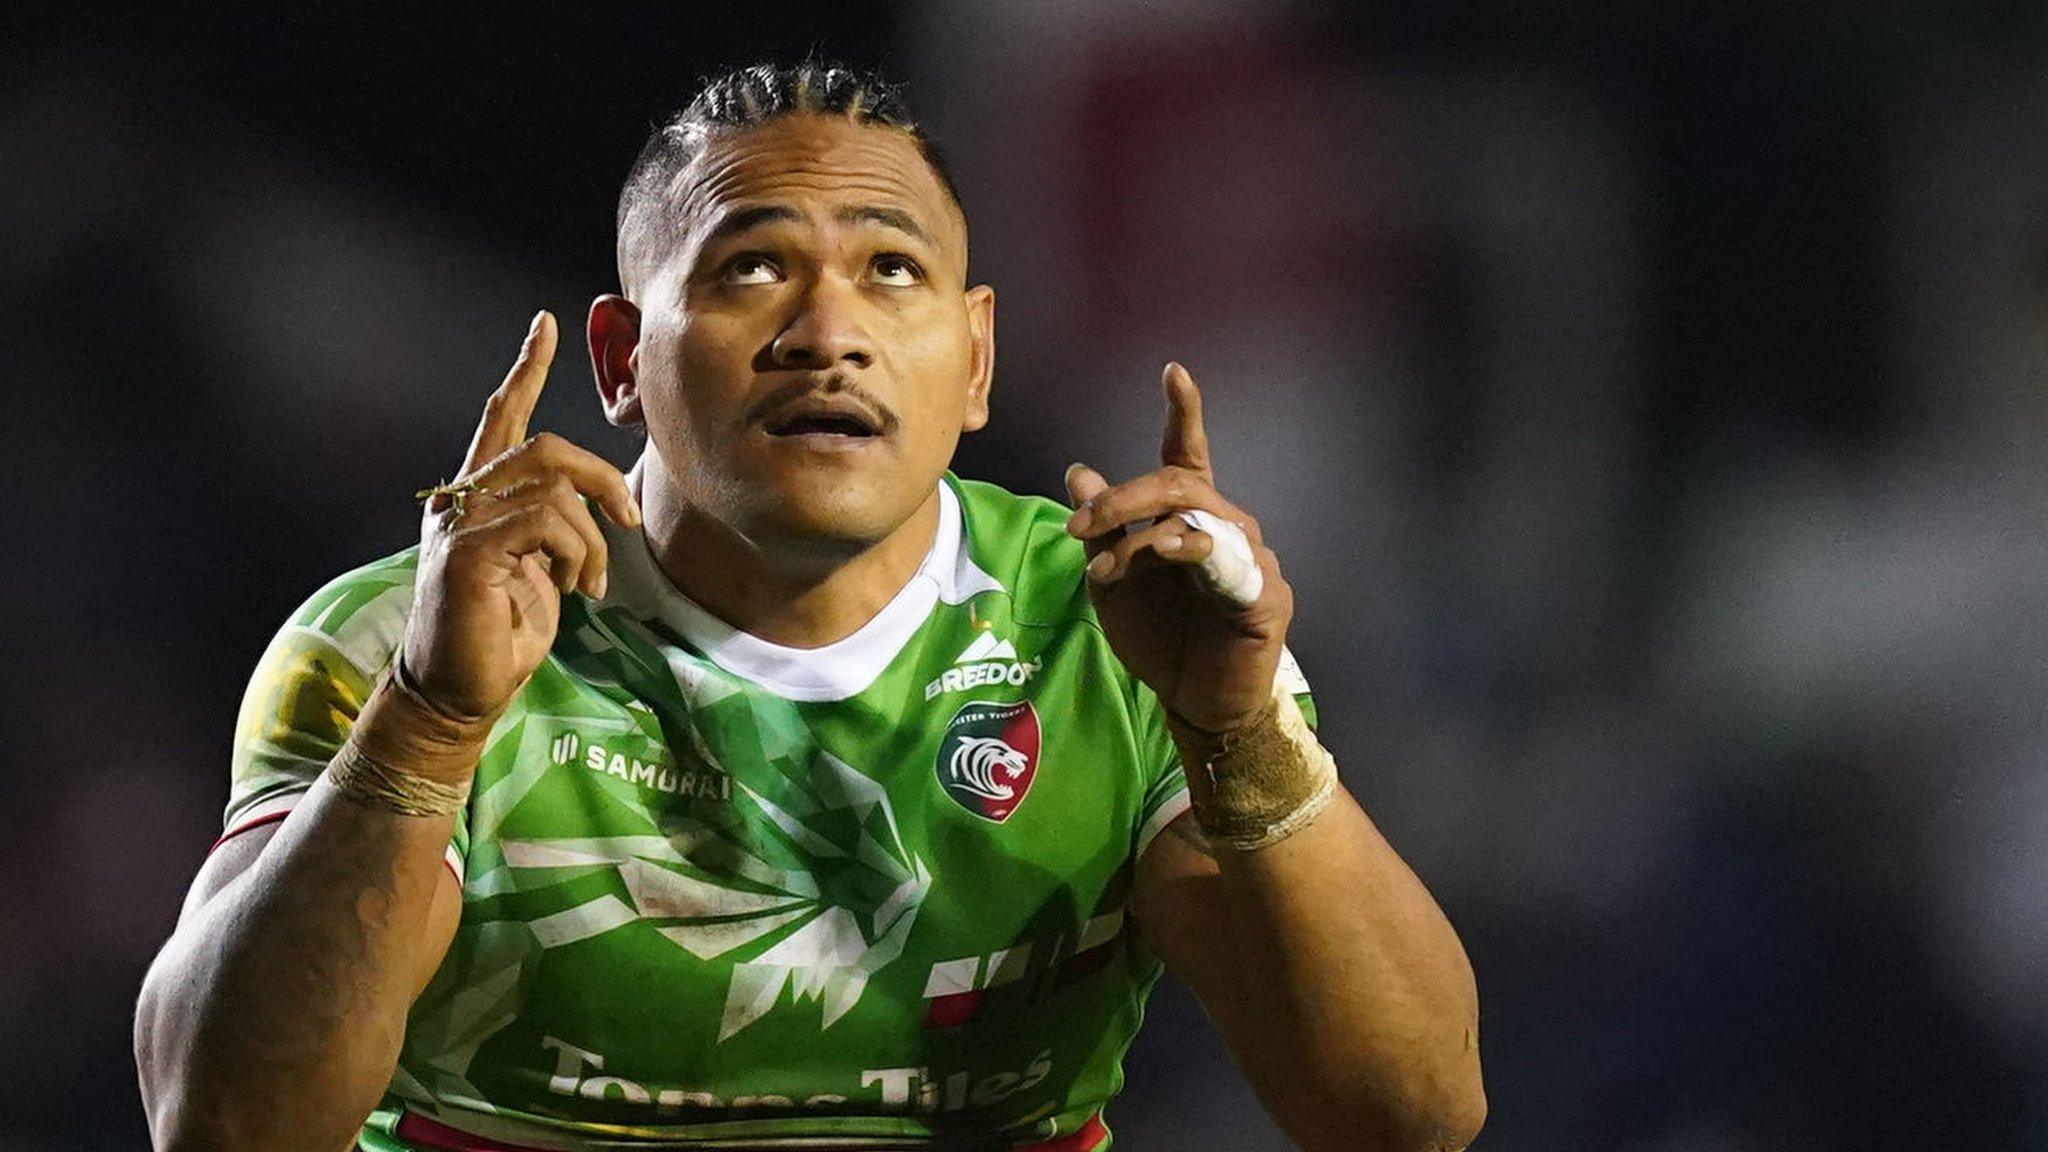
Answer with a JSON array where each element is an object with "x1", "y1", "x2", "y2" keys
[{"x1": 769, "y1": 273, "x2": 875, "y2": 370}]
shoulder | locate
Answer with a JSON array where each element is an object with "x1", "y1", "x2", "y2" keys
[
  {"x1": 230, "y1": 545, "x2": 421, "y2": 788},
  {"x1": 946, "y1": 473, "x2": 1090, "y2": 630},
  {"x1": 281, "y1": 546, "x2": 419, "y2": 647},
  {"x1": 250, "y1": 545, "x2": 421, "y2": 688}
]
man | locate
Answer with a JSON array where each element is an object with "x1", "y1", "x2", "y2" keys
[{"x1": 135, "y1": 62, "x2": 1484, "y2": 1152}]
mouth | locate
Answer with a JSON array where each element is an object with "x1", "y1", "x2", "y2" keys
[
  {"x1": 757, "y1": 390, "x2": 891, "y2": 447},
  {"x1": 763, "y1": 412, "x2": 881, "y2": 439}
]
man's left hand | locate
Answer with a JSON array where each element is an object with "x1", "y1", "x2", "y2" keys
[{"x1": 1064, "y1": 362, "x2": 1294, "y2": 734}]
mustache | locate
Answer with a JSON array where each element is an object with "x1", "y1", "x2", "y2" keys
[{"x1": 744, "y1": 374, "x2": 899, "y2": 434}]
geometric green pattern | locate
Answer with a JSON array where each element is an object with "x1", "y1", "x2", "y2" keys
[{"x1": 223, "y1": 471, "x2": 1317, "y2": 1150}]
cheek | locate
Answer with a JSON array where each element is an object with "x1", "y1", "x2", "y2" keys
[
  {"x1": 894, "y1": 309, "x2": 977, "y2": 422},
  {"x1": 643, "y1": 322, "x2": 741, "y2": 435},
  {"x1": 632, "y1": 341, "x2": 688, "y2": 431}
]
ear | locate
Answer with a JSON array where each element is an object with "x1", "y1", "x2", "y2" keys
[
  {"x1": 961, "y1": 283, "x2": 995, "y2": 433},
  {"x1": 588, "y1": 295, "x2": 643, "y2": 427}
]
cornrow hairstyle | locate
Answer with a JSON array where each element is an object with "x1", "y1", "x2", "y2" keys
[{"x1": 615, "y1": 59, "x2": 966, "y2": 296}]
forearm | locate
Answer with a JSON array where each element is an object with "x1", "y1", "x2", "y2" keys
[
  {"x1": 136, "y1": 680, "x2": 483, "y2": 1152},
  {"x1": 1163, "y1": 689, "x2": 1483, "y2": 1152},
  {"x1": 1204, "y1": 792, "x2": 1483, "y2": 1151}
]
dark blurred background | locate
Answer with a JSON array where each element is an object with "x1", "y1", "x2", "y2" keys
[{"x1": 7, "y1": 2, "x2": 2048, "y2": 1148}]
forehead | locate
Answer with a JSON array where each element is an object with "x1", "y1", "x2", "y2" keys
[{"x1": 673, "y1": 115, "x2": 963, "y2": 251}]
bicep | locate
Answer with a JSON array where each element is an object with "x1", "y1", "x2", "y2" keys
[
  {"x1": 1133, "y1": 814, "x2": 1265, "y2": 1043},
  {"x1": 1131, "y1": 811, "x2": 1316, "y2": 1122},
  {"x1": 1131, "y1": 813, "x2": 1232, "y2": 987},
  {"x1": 176, "y1": 813, "x2": 464, "y2": 998},
  {"x1": 175, "y1": 822, "x2": 278, "y2": 930}
]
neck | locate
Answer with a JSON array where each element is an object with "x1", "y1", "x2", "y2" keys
[{"x1": 636, "y1": 464, "x2": 943, "y2": 650}]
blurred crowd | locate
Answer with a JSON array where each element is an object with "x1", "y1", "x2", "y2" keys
[{"x1": 5, "y1": 3, "x2": 2047, "y2": 1148}]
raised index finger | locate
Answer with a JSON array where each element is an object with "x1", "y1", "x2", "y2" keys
[
  {"x1": 461, "y1": 310, "x2": 558, "y2": 475},
  {"x1": 1159, "y1": 361, "x2": 1214, "y2": 479}
]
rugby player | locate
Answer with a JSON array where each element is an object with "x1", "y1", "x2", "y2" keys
[{"x1": 134, "y1": 62, "x2": 1484, "y2": 1152}]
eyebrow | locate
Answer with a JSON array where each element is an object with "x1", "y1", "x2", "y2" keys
[
  {"x1": 701, "y1": 202, "x2": 935, "y2": 251},
  {"x1": 837, "y1": 204, "x2": 934, "y2": 246}
]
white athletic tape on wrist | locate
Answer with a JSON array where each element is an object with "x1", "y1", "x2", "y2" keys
[{"x1": 1173, "y1": 508, "x2": 1263, "y2": 607}]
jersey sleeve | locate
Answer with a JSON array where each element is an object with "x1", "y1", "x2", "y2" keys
[
  {"x1": 1131, "y1": 644, "x2": 1319, "y2": 858},
  {"x1": 219, "y1": 549, "x2": 470, "y2": 880}
]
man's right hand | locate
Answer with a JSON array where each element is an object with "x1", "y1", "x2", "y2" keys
[{"x1": 397, "y1": 310, "x2": 642, "y2": 736}]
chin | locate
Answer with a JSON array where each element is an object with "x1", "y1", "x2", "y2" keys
[{"x1": 741, "y1": 473, "x2": 904, "y2": 552}]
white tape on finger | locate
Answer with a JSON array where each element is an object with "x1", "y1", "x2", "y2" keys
[{"x1": 1174, "y1": 508, "x2": 1264, "y2": 607}]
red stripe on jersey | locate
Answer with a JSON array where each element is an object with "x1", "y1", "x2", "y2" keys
[
  {"x1": 921, "y1": 988, "x2": 985, "y2": 1029},
  {"x1": 209, "y1": 809, "x2": 289, "y2": 852},
  {"x1": 1050, "y1": 1113, "x2": 1111, "y2": 1151}
]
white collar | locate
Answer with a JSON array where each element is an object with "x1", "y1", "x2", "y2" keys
[{"x1": 597, "y1": 454, "x2": 1004, "y2": 702}]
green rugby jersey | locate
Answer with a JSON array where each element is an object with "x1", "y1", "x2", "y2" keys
[{"x1": 222, "y1": 468, "x2": 1317, "y2": 1151}]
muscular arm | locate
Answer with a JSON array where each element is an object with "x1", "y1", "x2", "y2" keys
[
  {"x1": 1064, "y1": 365, "x2": 1482, "y2": 1151},
  {"x1": 134, "y1": 684, "x2": 476, "y2": 1152},
  {"x1": 136, "y1": 314, "x2": 631, "y2": 1152},
  {"x1": 1133, "y1": 789, "x2": 1484, "y2": 1152}
]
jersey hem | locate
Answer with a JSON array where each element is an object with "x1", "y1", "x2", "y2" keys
[
  {"x1": 383, "y1": 1103, "x2": 1110, "y2": 1152},
  {"x1": 1133, "y1": 789, "x2": 1193, "y2": 858},
  {"x1": 212, "y1": 787, "x2": 466, "y2": 883}
]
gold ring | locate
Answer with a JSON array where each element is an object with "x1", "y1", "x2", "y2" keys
[{"x1": 415, "y1": 476, "x2": 490, "y2": 523}]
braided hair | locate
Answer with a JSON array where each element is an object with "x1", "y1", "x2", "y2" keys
[{"x1": 616, "y1": 59, "x2": 965, "y2": 295}]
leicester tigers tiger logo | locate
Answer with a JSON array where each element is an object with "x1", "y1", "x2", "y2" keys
[
  {"x1": 935, "y1": 700, "x2": 1041, "y2": 822},
  {"x1": 949, "y1": 736, "x2": 1031, "y2": 801}
]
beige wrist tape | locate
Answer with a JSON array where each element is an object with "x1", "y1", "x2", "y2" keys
[
  {"x1": 328, "y1": 736, "x2": 473, "y2": 816},
  {"x1": 1169, "y1": 681, "x2": 1338, "y2": 851},
  {"x1": 328, "y1": 737, "x2": 473, "y2": 816},
  {"x1": 326, "y1": 671, "x2": 477, "y2": 817}
]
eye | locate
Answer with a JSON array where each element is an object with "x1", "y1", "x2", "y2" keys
[
  {"x1": 870, "y1": 253, "x2": 924, "y2": 287},
  {"x1": 722, "y1": 253, "x2": 782, "y2": 285}
]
